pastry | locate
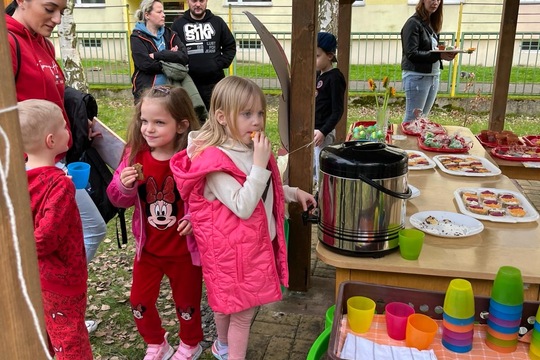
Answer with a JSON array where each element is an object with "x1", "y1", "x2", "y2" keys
[
  {"x1": 133, "y1": 163, "x2": 144, "y2": 181},
  {"x1": 483, "y1": 199, "x2": 502, "y2": 209},
  {"x1": 499, "y1": 194, "x2": 520, "y2": 206},
  {"x1": 480, "y1": 190, "x2": 497, "y2": 200},
  {"x1": 507, "y1": 206, "x2": 526, "y2": 217},
  {"x1": 488, "y1": 209, "x2": 506, "y2": 217},
  {"x1": 468, "y1": 204, "x2": 488, "y2": 215}
]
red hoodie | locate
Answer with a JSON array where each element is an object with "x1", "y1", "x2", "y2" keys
[
  {"x1": 27, "y1": 166, "x2": 88, "y2": 296},
  {"x1": 6, "y1": 14, "x2": 72, "y2": 150}
]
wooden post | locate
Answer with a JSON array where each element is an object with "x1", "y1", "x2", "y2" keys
[
  {"x1": 489, "y1": 0, "x2": 519, "y2": 132},
  {"x1": 0, "y1": 11, "x2": 49, "y2": 359},
  {"x1": 288, "y1": 0, "x2": 317, "y2": 291},
  {"x1": 335, "y1": 0, "x2": 353, "y2": 142}
]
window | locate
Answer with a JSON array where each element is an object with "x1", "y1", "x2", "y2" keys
[
  {"x1": 75, "y1": 0, "x2": 105, "y2": 6},
  {"x1": 82, "y1": 39, "x2": 102, "y2": 48},
  {"x1": 521, "y1": 41, "x2": 540, "y2": 51},
  {"x1": 239, "y1": 39, "x2": 261, "y2": 49},
  {"x1": 226, "y1": 0, "x2": 271, "y2": 5}
]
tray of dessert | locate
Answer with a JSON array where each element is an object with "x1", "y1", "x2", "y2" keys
[
  {"x1": 405, "y1": 150, "x2": 436, "y2": 170},
  {"x1": 522, "y1": 135, "x2": 540, "y2": 147},
  {"x1": 476, "y1": 130, "x2": 524, "y2": 148},
  {"x1": 418, "y1": 132, "x2": 472, "y2": 153},
  {"x1": 432, "y1": 154, "x2": 501, "y2": 177},
  {"x1": 401, "y1": 118, "x2": 446, "y2": 136},
  {"x1": 490, "y1": 146, "x2": 540, "y2": 162},
  {"x1": 454, "y1": 187, "x2": 539, "y2": 223}
]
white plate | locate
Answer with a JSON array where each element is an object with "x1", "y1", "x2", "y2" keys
[
  {"x1": 409, "y1": 211, "x2": 484, "y2": 238},
  {"x1": 429, "y1": 49, "x2": 471, "y2": 54},
  {"x1": 433, "y1": 154, "x2": 502, "y2": 177},
  {"x1": 409, "y1": 185, "x2": 420, "y2": 199},
  {"x1": 406, "y1": 150, "x2": 437, "y2": 170},
  {"x1": 454, "y1": 187, "x2": 540, "y2": 223}
]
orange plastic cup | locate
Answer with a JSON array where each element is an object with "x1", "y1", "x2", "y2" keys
[{"x1": 406, "y1": 314, "x2": 438, "y2": 350}]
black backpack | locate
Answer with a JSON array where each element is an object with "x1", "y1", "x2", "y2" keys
[{"x1": 64, "y1": 87, "x2": 127, "y2": 248}]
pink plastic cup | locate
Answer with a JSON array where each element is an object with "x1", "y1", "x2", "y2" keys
[{"x1": 385, "y1": 302, "x2": 415, "y2": 340}]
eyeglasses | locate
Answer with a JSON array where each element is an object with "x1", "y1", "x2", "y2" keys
[{"x1": 153, "y1": 86, "x2": 171, "y2": 95}]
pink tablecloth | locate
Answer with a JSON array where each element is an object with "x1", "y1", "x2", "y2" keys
[{"x1": 338, "y1": 314, "x2": 529, "y2": 359}]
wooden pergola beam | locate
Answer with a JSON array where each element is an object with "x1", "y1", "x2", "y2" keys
[
  {"x1": 0, "y1": 8, "x2": 49, "y2": 358},
  {"x1": 489, "y1": 0, "x2": 520, "y2": 131}
]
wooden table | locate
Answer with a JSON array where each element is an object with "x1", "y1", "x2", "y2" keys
[
  {"x1": 488, "y1": 156, "x2": 540, "y2": 181},
  {"x1": 316, "y1": 126, "x2": 540, "y2": 300}
]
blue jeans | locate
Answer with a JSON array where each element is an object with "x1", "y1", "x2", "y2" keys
[
  {"x1": 56, "y1": 162, "x2": 107, "y2": 263},
  {"x1": 313, "y1": 130, "x2": 336, "y2": 188},
  {"x1": 402, "y1": 74, "x2": 440, "y2": 123}
]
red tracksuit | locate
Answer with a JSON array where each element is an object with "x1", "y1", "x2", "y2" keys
[
  {"x1": 128, "y1": 151, "x2": 203, "y2": 346},
  {"x1": 27, "y1": 166, "x2": 92, "y2": 360}
]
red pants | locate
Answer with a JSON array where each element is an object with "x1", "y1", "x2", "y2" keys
[
  {"x1": 130, "y1": 251, "x2": 203, "y2": 346},
  {"x1": 42, "y1": 290, "x2": 92, "y2": 360}
]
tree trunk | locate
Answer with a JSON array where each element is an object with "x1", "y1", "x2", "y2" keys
[
  {"x1": 58, "y1": 0, "x2": 88, "y2": 93},
  {"x1": 318, "y1": 0, "x2": 338, "y2": 34}
]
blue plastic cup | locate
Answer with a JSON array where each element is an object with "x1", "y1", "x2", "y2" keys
[{"x1": 67, "y1": 162, "x2": 90, "y2": 189}]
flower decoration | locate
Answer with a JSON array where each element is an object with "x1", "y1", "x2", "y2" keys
[{"x1": 368, "y1": 76, "x2": 396, "y2": 114}]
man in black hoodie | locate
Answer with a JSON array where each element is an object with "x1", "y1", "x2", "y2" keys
[{"x1": 172, "y1": 0, "x2": 236, "y2": 112}]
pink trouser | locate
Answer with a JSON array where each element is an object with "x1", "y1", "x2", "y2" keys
[
  {"x1": 42, "y1": 290, "x2": 93, "y2": 360},
  {"x1": 214, "y1": 307, "x2": 257, "y2": 360}
]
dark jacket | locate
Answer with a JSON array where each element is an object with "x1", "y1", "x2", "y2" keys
[
  {"x1": 401, "y1": 13, "x2": 443, "y2": 73},
  {"x1": 315, "y1": 68, "x2": 346, "y2": 136},
  {"x1": 130, "y1": 26, "x2": 188, "y2": 99},
  {"x1": 171, "y1": 10, "x2": 236, "y2": 86}
]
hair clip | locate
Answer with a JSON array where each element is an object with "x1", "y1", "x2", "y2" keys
[{"x1": 153, "y1": 86, "x2": 171, "y2": 95}]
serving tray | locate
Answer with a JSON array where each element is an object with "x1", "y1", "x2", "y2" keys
[
  {"x1": 454, "y1": 187, "x2": 539, "y2": 223},
  {"x1": 475, "y1": 135, "x2": 525, "y2": 148},
  {"x1": 405, "y1": 150, "x2": 436, "y2": 170},
  {"x1": 490, "y1": 146, "x2": 540, "y2": 162},
  {"x1": 432, "y1": 154, "x2": 501, "y2": 177},
  {"x1": 523, "y1": 135, "x2": 540, "y2": 147},
  {"x1": 401, "y1": 121, "x2": 446, "y2": 136},
  {"x1": 418, "y1": 138, "x2": 470, "y2": 153}
]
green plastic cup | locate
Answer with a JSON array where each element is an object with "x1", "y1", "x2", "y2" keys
[
  {"x1": 491, "y1": 266, "x2": 524, "y2": 306},
  {"x1": 443, "y1": 279, "x2": 475, "y2": 319},
  {"x1": 399, "y1": 229, "x2": 425, "y2": 260}
]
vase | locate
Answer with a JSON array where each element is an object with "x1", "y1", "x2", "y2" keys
[{"x1": 376, "y1": 109, "x2": 389, "y2": 143}]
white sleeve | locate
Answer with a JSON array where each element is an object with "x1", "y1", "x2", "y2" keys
[
  {"x1": 206, "y1": 165, "x2": 272, "y2": 219},
  {"x1": 283, "y1": 185, "x2": 298, "y2": 203}
]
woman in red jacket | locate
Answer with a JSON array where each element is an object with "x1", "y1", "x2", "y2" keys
[
  {"x1": 6, "y1": 0, "x2": 106, "y2": 264},
  {"x1": 6, "y1": 0, "x2": 106, "y2": 333}
]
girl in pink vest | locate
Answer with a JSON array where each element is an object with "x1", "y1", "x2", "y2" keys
[{"x1": 171, "y1": 76, "x2": 316, "y2": 360}]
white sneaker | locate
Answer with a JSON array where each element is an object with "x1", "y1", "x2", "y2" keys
[{"x1": 85, "y1": 320, "x2": 98, "y2": 333}]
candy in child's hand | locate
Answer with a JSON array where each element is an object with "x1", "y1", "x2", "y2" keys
[
  {"x1": 251, "y1": 131, "x2": 258, "y2": 139},
  {"x1": 133, "y1": 163, "x2": 144, "y2": 181}
]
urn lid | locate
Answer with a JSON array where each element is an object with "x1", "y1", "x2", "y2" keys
[{"x1": 320, "y1": 141, "x2": 408, "y2": 179}]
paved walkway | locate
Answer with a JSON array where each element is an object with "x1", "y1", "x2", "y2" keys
[{"x1": 242, "y1": 179, "x2": 540, "y2": 359}]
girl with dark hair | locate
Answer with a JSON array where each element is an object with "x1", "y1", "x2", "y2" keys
[{"x1": 107, "y1": 85, "x2": 203, "y2": 360}]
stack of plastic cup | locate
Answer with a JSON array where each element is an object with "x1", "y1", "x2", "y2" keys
[
  {"x1": 442, "y1": 279, "x2": 475, "y2": 353},
  {"x1": 486, "y1": 266, "x2": 524, "y2": 353},
  {"x1": 530, "y1": 305, "x2": 540, "y2": 360}
]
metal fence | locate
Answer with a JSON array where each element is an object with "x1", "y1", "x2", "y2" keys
[{"x1": 60, "y1": 28, "x2": 540, "y2": 97}]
